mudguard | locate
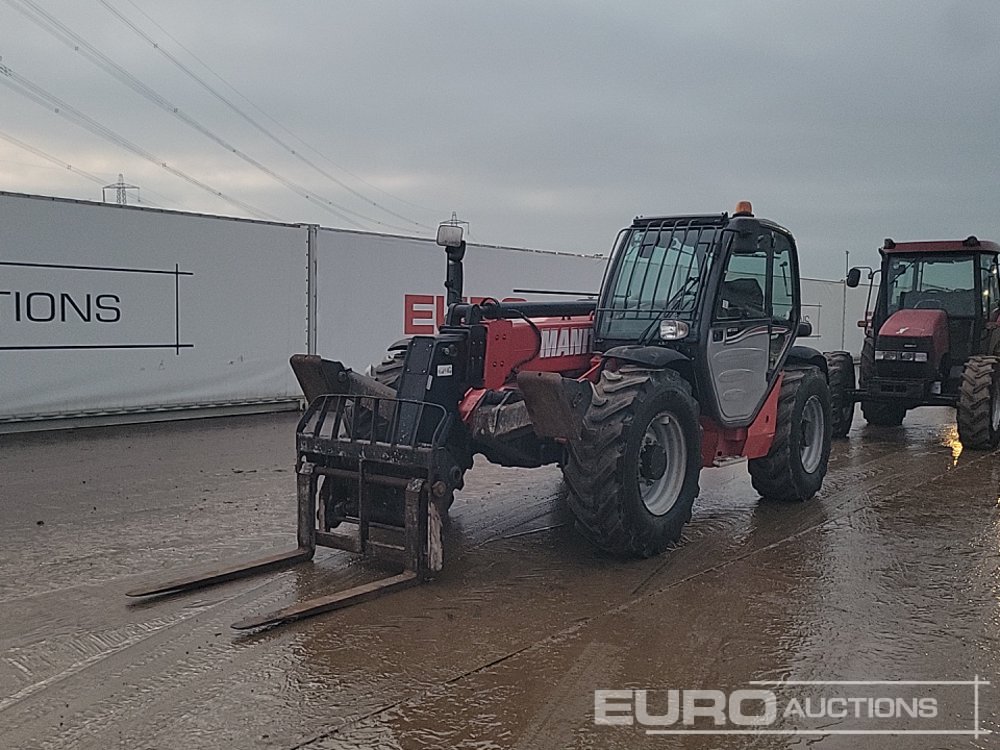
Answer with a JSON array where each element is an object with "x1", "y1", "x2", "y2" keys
[
  {"x1": 602, "y1": 345, "x2": 690, "y2": 369},
  {"x1": 517, "y1": 371, "x2": 593, "y2": 440},
  {"x1": 787, "y1": 345, "x2": 828, "y2": 375}
]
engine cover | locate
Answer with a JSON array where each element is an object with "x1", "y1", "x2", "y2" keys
[{"x1": 876, "y1": 308, "x2": 949, "y2": 374}]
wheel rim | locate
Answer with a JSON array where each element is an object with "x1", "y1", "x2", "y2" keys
[
  {"x1": 638, "y1": 411, "x2": 687, "y2": 516},
  {"x1": 800, "y1": 395, "x2": 825, "y2": 474}
]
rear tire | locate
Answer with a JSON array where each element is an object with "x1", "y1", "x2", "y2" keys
[
  {"x1": 749, "y1": 367, "x2": 831, "y2": 502},
  {"x1": 825, "y1": 351, "x2": 855, "y2": 439},
  {"x1": 368, "y1": 346, "x2": 464, "y2": 511},
  {"x1": 861, "y1": 400, "x2": 906, "y2": 426},
  {"x1": 957, "y1": 355, "x2": 1000, "y2": 450},
  {"x1": 368, "y1": 349, "x2": 406, "y2": 388},
  {"x1": 562, "y1": 366, "x2": 702, "y2": 557},
  {"x1": 327, "y1": 346, "x2": 450, "y2": 529}
]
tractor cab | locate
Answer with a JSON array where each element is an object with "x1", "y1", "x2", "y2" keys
[
  {"x1": 851, "y1": 238, "x2": 1000, "y2": 397},
  {"x1": 848, "y1": 236, "x2": 1000, "y2": 444}
]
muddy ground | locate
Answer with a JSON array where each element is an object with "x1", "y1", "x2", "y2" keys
[{"x1": 1, "y1": 408, "x2": 997, "y2": 749}]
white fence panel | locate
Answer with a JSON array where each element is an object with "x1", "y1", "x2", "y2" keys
[
  {"x1": 313, "y1": 228, "x2": 608, "y2": 369},
  {"x1": 1, "y1": 191, "x2": 877, "y2": 428},
  {"x1": 799, "y1": 277, "x2": 871, "y2": 356},
  {"x1": 0, "y1": 193, "x2": 309, "y2": 423}
]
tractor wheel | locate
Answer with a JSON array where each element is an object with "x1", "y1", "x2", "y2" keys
[
  {"x1": 562, "y1": 366, "x2": 702, "y2": 557},
  {"x1": 861, "y1": 400, "x2": 906, "y2": 426},
  {"x1": 825, "y1": 351, "x2": 855, "y2": 439},
  {"x1": 956, "y1": 355, "x2": 1000, "y2": 450},
  {"x1": 749, "y1": 367, "x2": 831, "y2": 502}
]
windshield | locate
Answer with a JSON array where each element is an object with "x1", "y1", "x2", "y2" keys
[
  {"x1": 886, "y1": 254, "x2": 977, "y2": 317},
  {"x1": 596, "y1": 224, "x2": 720, "y2": 340}
]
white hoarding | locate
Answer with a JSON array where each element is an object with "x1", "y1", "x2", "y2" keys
[
  {"x1": 314, "y1": 227, "x2": 867, "y2": 369},
  {"x1": 0, "y1": 192, "x2": 309, "y2": 423},
  {"x1": 799, "y1": 276, "x2": 871, "y2": 356},
  {"x1": 0, "y1": 191, "x2": 871, "y2": 428},
  {"x1": 313, "y1": 228, "x2": 608, "y2": 369}
]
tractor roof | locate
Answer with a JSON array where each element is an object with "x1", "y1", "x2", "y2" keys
[{"x1": 881, "y1": 237, "x2": 1000, "y2": 255}]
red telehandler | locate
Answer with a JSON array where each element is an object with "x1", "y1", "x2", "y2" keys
[{"x1": 129, "y1": 203, "x2": 835, "y2": 629}]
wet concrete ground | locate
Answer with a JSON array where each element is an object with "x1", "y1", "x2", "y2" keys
[{"x1": 1, "y1": 408, "x2": 998, "y2": 749}]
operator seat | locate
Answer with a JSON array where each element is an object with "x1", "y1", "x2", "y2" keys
[{"x1": 718, "y1": 278, "x2": 766, "y2": 320}]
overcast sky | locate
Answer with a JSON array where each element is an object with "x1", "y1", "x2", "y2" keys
[{"x1": 1, "y1": 0, "x2": 997, "y2": 279}]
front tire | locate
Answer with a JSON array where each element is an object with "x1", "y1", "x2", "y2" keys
[
  {"x1": 749, "y1": 367, "x2": 831, "y2": 502},
  {"x1": 957, "y1": 355, "x2": 1000, "y2": 450},
  {"x1": 825, "y1": 351, "x2": 855, "y2": 439},
  {"x1": 562, "y1": 366, "x2": 702, "y2": 557}
]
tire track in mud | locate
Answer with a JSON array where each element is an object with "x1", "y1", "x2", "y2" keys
[
  {"x1": 629, "y1": 445, "x2": 922, "y2": 597},
  {"x1": 0, "y1": 487, "x2": 568, "y2": 748},
  {"x1": 0, "y1": 614, "x2": 194, "y2": 712},
  {"x1": 290, "y1": 440, "x2": 996, "y2": 749},
  {"x1": 0, "y1": 565, "x2": 326, "y2": 747},
  {"x1": 0, "y1": 429, "x2": 967, "y2": 748},
  {"x1": 510, "y1": 642, "x2": 624, "y2": 750}
]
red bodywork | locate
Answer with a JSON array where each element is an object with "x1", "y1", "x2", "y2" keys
[
  {"x1": 877, "y1": 308, "x2": 949, "y2": 363},
  {"x1": 456, "y1": 314, "x2": 782, "y2": 468},
  {"x1": 700, "y1": 375, "x2": 782, "y2": 465},
  {"x1": 479, "y1": 316, "x2": 594, "y2": 390}
]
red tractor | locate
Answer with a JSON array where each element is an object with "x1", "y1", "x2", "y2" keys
[
  {"x1": 846, "y1": 236, "x2": 1000, "y2": 448},
  {"x1": 130, "y1": 203, "x2": 836, "y2": 629}
]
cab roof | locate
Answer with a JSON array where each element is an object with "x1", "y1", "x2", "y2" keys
[
  {"x1": 631, "y1": 213, "x2": 792, "y2": 236},
  {"x1": 881, "y1": 237, "x2": 1000, "y2": 255}
]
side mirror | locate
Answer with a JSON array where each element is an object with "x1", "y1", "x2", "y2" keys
[
  {"x1": 846, "y1": 267, "x2": 862, "y2": 288},
  {"x1": 436, "y1": 224, "x2": 464, "y2": 248},
  {"x1": 797, "y1": 319, "x2": 812, "y2": 337}
]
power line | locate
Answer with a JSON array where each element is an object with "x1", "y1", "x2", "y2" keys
[
  {"x1": 0, "y1": 60, "x2": 278, "y2": 219},
  {"x1": 98, "y1": 0, "x2": 438, "y2": 231},
  {"x1": 115, "y1": 0, "x2": 445, "y2": 222},
  {"x1": 0, "y1": 128, "x2": 108, "y2": 185},
  {"x1": 4, "y1": 0, "x2": 420, "y2": 233},
  {"x1": 0, "y1": 128, "x2": 187, "y2": 208}
]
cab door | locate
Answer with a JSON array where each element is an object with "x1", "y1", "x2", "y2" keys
[{"x1": 706, "y1": 230, "x2": 775, "y2": 424}]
